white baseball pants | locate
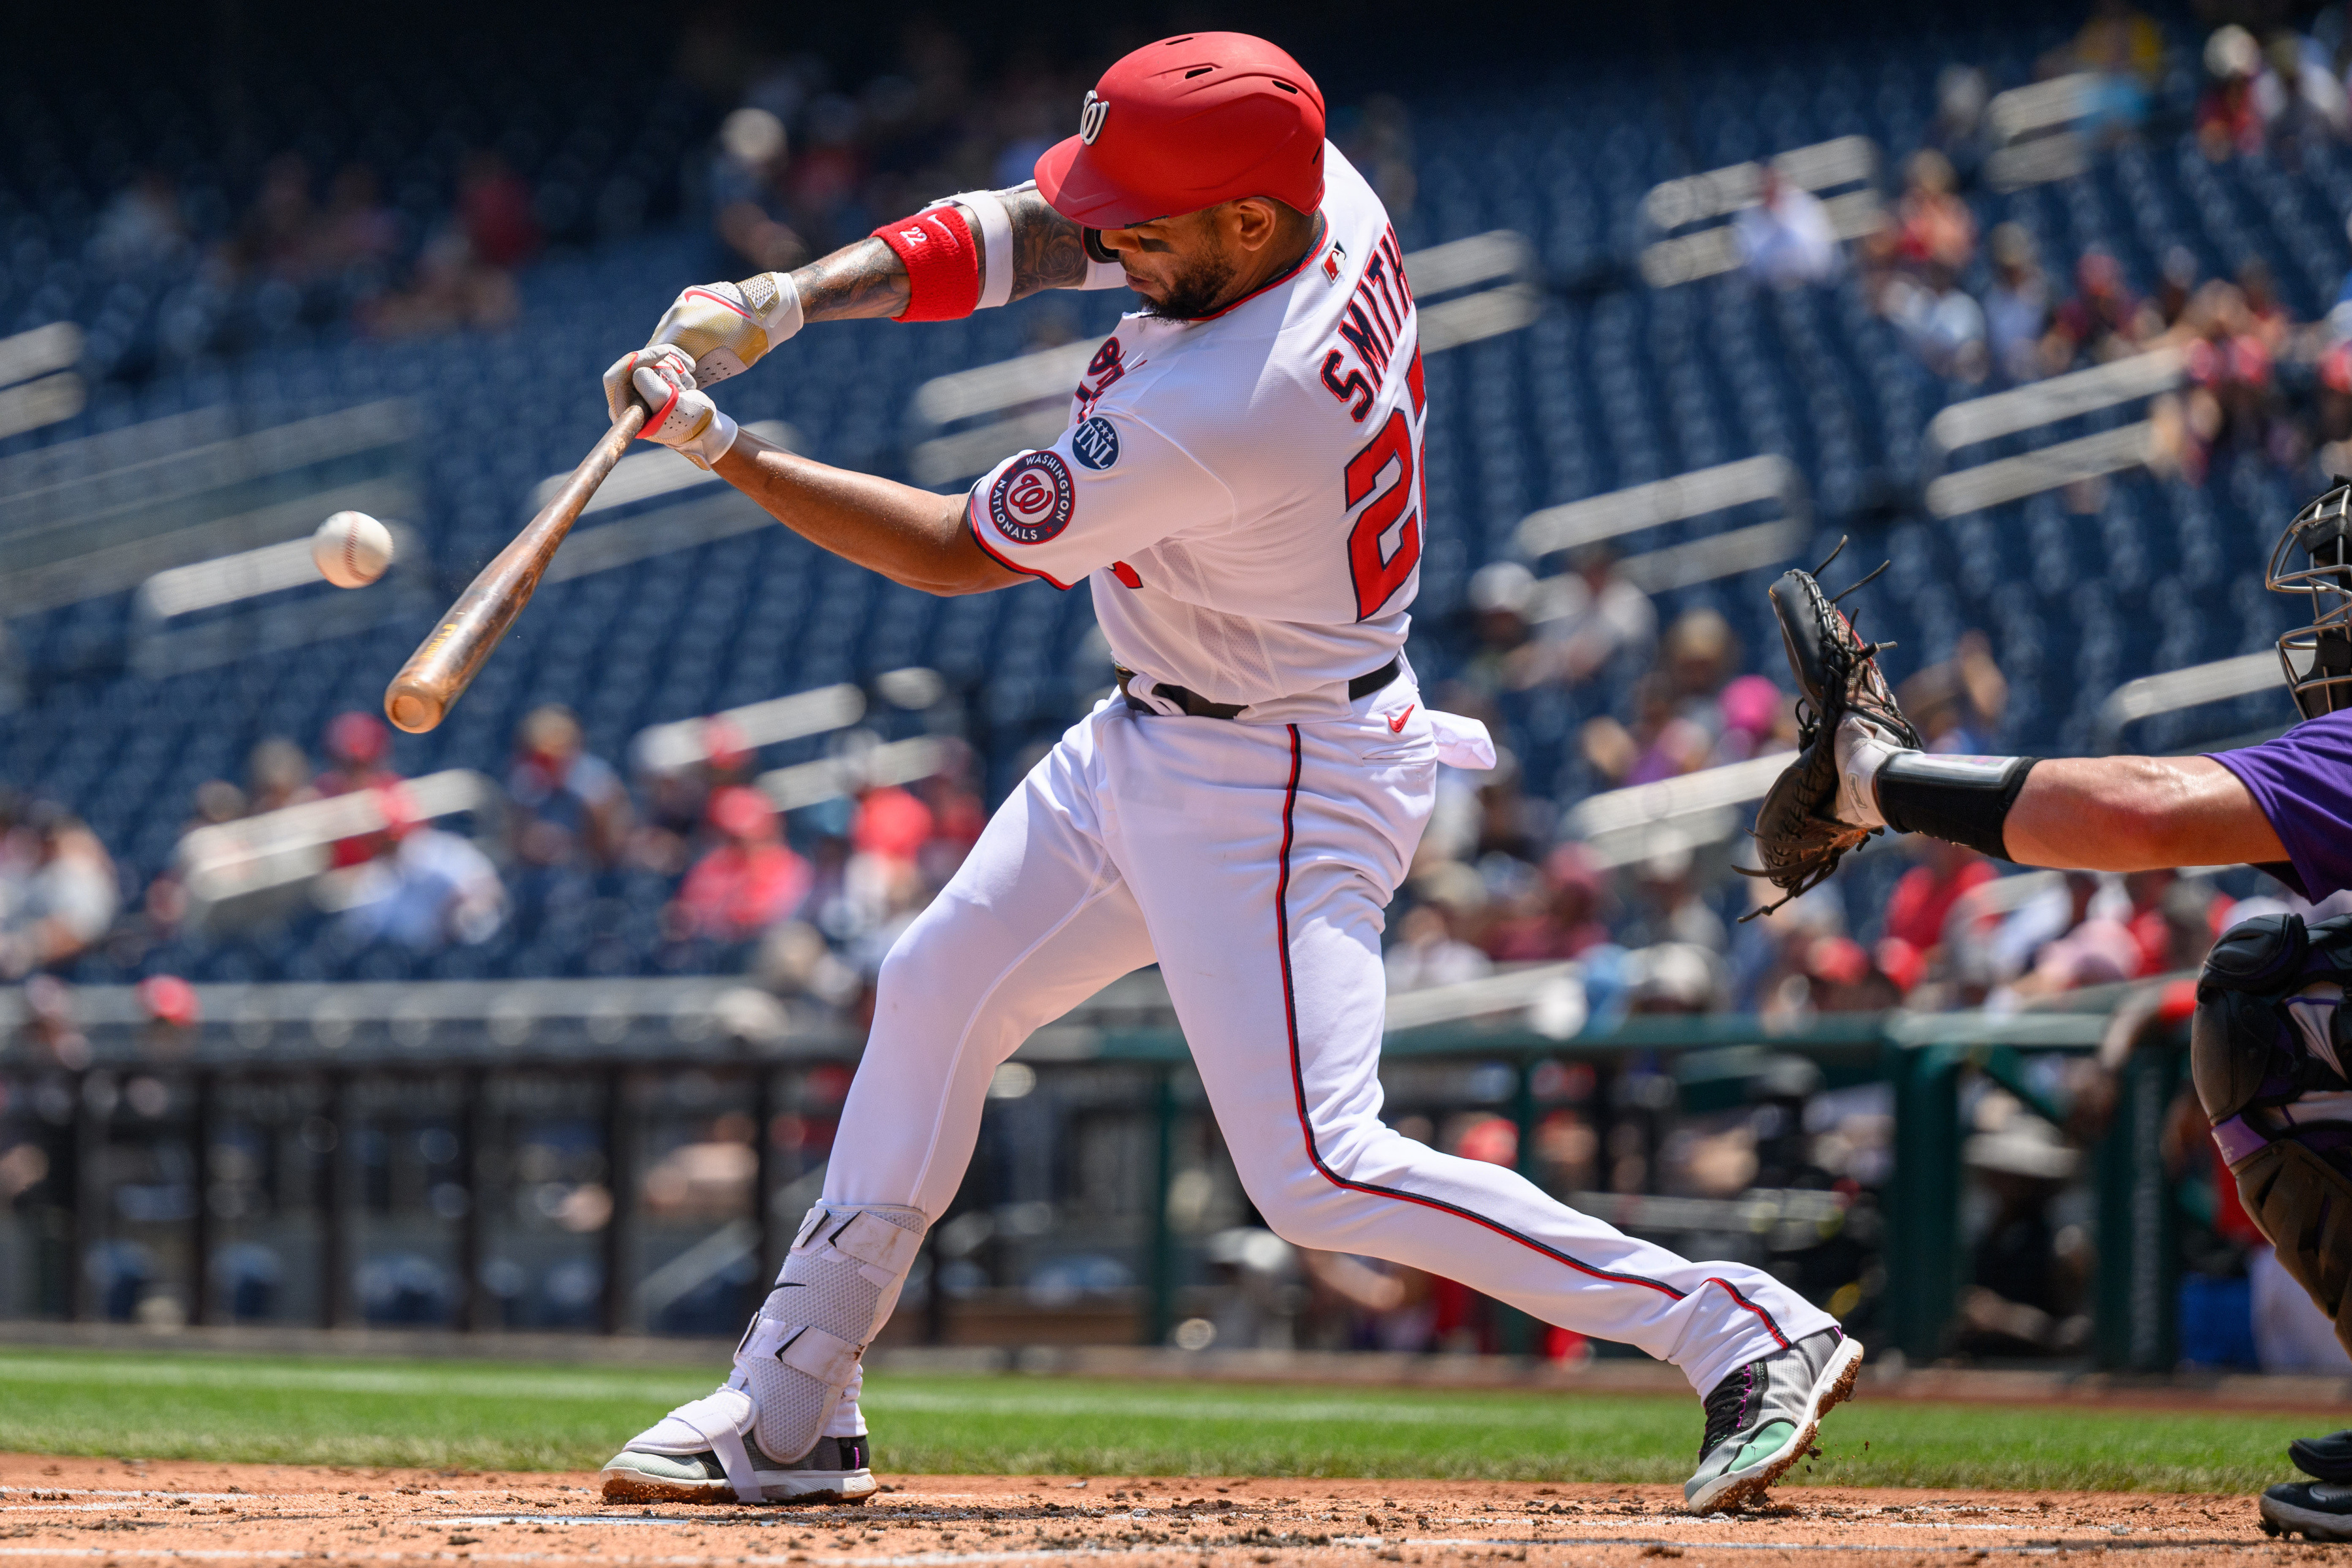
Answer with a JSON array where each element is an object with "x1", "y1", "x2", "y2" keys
[{"x1": 821, "y1": 679, "x2": 1835, "y2": 1415}]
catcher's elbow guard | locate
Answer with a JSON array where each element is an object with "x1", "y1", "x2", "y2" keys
[{"x1": 1875, "y1": 753, "x2": 2038, "y2": 859}]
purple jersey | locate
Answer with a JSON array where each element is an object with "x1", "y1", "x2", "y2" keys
[{"x1": 2208, "y1": 706, "x2": 2352, "y2": 899}]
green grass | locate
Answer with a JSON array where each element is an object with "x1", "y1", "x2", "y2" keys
[{"x1": 0, "y1": 1349, "x2": 2314, "y2": 1494}]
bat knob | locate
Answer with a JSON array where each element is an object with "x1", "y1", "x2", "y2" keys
[{"x1": 385, "y1": 685, "x2": 443, "y2": 734}]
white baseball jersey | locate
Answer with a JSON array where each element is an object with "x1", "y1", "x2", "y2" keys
[
  {"x1": 651, "y1": 141, "x2": 1840, "y2": 1478},
  {"x1": 966, "y1": 144, "x2": 1425, "y2": 721}
]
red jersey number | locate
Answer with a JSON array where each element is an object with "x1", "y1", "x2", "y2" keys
[{"x1": 1344, "y1": 407, "x2": 1423, "y2": 620}]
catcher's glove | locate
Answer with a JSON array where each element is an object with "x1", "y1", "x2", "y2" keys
[{"x1": 1740, "y1": 541, "x2": 1921, "y2": 919}]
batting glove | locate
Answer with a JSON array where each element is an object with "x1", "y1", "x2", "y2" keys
[
  {"x1": 602, "y1": 274, "x2": 804, "y2": 423},
  {"x1": 607, "y1": 351, "x2": 740, "y2": 470}
]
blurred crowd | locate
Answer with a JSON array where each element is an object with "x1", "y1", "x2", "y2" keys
[
  {"x1": 80, "y1": 143, "x2": 551, "y2": 356},
  {"x1": 0, "y1": 700, "x2": 981, "y2": 1021},
  {"x1": 1382, "y1": 549, "x2": 2287, "y2": 1030},
  {"x1": 687, "y1": 18, "x2": 1419, "y2": 295},
  {"x1": 1731, "y1": 1, "x2": 2352, "y2": 491}
]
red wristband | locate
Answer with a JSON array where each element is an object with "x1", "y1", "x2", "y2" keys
[{"x1": 872, "y1": 206, "x2": 980, "y2": 321}]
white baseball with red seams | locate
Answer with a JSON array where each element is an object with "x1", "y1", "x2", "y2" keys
[
  {"x1": 808, "y1": 142, "x2": 1835, "y2": 1441},
  {"x1": 310, "y1": 510, "x2": 394, "y2": 589}
]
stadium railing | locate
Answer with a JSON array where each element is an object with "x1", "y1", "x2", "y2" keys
[{"x1": 0, "y1": 973, "x2": 2188, "y2": 1371}]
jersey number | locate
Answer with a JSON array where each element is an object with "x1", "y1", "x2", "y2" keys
[{"x1": 1343, "y1": 406, "x2": 1424, "y2": 620}]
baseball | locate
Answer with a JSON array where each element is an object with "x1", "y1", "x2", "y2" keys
[{"x1": 312, "y1": 510, "x2": 395, "y2": 589}]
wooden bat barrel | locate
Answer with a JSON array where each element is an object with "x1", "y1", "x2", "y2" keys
[{"x1": 384, "y1": 404, "x2": 647, "y2": 734}]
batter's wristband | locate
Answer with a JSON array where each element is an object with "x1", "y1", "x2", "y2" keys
[
  {"x1": 940, "y1": 191, "x2": 1014, "y2": 310},
  {"x1": 873, "y1": 206, "x2": 980, "y2": 321},
  {"x1": 1876, "y1": 753, "x2": 2040, "y2": 860}
]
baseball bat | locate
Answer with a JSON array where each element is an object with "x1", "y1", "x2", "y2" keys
[{"x1": 384, "y1": 404, "x2": 647, "y2": 734}]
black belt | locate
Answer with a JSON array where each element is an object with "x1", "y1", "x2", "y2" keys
[{"x1": 1117, "y1": 657, "x2": 1400, "y2": 720}]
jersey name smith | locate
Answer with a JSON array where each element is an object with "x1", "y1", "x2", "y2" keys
[{"x1": 964, "y1": 143, "x2": 1426, "y2": 721}]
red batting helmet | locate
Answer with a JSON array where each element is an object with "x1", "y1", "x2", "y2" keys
[{"x1": 1034, "y1": 33, "x2": 1326, "y2": 228}]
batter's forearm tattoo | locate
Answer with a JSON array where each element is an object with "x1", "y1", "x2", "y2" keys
[
  {"x1": 785, "y1": 184, "x2": 1096, "y2": 322},
  {"x1": 792, "y1": 238, "x2": 914, "y2": 323},
  {"x1": 1002, "y1": 185, "x2": 1093, "y2": 300}
]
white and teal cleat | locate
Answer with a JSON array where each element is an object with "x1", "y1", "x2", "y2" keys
[{"x1": 1684, "y1": 1328, "x2": 1863, "y2": 1514}]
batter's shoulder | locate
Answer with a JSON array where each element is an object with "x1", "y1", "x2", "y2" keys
[{"x1": 1092, "y1": 345, "x2": 1286, "y2": 458}]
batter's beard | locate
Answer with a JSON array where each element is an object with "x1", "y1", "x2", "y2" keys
[{"x1": 1142, "y1": 252, "x2": 1241, "y2": 321}]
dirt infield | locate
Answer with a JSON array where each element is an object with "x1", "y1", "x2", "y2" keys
[{"x1": 0, "y1": 1453, "x2": 2295, "y2": 1566}]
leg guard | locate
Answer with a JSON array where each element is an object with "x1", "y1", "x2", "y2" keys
[
  {"x1": 2191, "y1": 913, "x2": 2352, "y2": 1358},
  {"x1": 731, "y1": 1203, "x2": 927, "y2": 1469}
]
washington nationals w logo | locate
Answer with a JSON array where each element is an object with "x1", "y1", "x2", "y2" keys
[{"x1": 1079, "y1": 91, "x2": 1109, "y2": 145}]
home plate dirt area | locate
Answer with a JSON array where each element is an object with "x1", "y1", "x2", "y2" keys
[{"x1": 0, "y1": 1455, "x2": 2293, "y2": 1567}]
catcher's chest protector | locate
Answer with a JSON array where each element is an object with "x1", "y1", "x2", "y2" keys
[{"x1": 2192, "y1": 911, "x2": 2352, "y2": 1354}]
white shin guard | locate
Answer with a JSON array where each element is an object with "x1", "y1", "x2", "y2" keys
[{"x1": 729, "y1": 1203, "x2": 926, "y2": 1467}]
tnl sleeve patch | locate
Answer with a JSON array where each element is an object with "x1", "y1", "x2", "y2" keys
[{"x1": 1071, "y1": 416, "x2": 1120, "y2": 471}]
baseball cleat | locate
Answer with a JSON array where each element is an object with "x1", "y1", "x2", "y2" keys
[
  {"x1": 2291, "y1": 1429, "x2": 2352, "y2": 1485},
  {"x1": 2260, "y1": 1479, "x2": 2352, "y2": 1543},
  {"x1": 600, "y1": 1431, "x2": 873, "y2": 1505},
  {"x1": 599, "y1": 1384, "x2": 874, "y2": 1505},
  {"x1": 1684, "y1": 1327, "x2": 1863, "y2": 1514}
]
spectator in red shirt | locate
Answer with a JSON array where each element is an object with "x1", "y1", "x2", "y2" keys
[
  {"x1": 2195, "y1": 25, "x2": 2268, "y2": 163},
  {"x1": 1891, "y1": 149, "x2": 1975, "y2": 275},
  {"x1": 314, "y1": 711, "x2": 400, "y2": 869},
  {"x1": 508, "y1": 705, "x2": 631, "y2": 871},
  {"x1": 851, "y1": 781, "x2": 934, "y2": 868},
  {"x1": 2042, "y1": 249, "x2": 2142, "y2": 371},
  {"x1": 913, "y1": 747, "x2": 987, "y2": 889},
  {"x1": 670, "y1": 787, "x2": 811, "y2": 941},
  {"x1": 1484, "y1": 844, "x2": 1612, "y2": 962},
  {"x1": 459, "y1": 151, "x2": 540, "y2": 269},
  {"x1": 1883, "y1": 838, "x2": 1997, "y2": 956}
]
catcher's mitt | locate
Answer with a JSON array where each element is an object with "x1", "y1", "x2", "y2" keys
[{"x1": 1740, "y1": 540, "x2": 1921, "y2": 920}]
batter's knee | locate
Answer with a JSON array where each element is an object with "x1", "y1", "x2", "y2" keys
[
  {"x1": 868, "y1": 898, "x2": 981, "y2": 1038},
  {"x1": 1224, "y1": 1135, "x2": 1386, "y2": 1254},
  {"x1": 1241, "y1": 1186, "x2": 1359, "y2": 1254}
]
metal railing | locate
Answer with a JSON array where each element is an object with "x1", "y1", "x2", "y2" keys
[
  {"x1": 1638, "y1": 137, "x2": 1884, "y2": 287},
  {"x1": 0, "y1": 975, "x2": 2188, "y2": 1369}
]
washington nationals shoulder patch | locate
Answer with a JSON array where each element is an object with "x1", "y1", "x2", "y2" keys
[
  {"x1": 988, "y1": 451, "x2": 1077, "y2": 545},
  {"x1": 1071, "y1": 416, "x2": 1120, "y2": 471}
]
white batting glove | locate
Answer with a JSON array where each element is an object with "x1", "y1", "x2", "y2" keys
[
  {"x1": 602, "y1": 274, "x2": 804, "y2": 423},
  {"x1": 606, "y1": 351, "x2": 739, "y2": 470},
  {"x1": 1832, "y1": 715, "x2": 1914, "y2": 830}
]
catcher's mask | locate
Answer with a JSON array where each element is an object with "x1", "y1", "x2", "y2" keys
[{"x1": 2270, "y1": 479, "x2": 2352, "y2": 719}]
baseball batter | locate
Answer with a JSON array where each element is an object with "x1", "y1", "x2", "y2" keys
[
  {"x1": 1746, "y1": 485, "x2": 2352, "y2": 1542},
  {"x1": 594, "y1": 33, "x2": 1857, "y2": 1517}
]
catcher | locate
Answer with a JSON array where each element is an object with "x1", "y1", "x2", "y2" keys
[{"x1": 1750, "y1": 483, "x2": 2352, "y2": 1543}]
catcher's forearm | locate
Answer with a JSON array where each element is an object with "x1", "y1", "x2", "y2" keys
[
  {"x1": 789, "y1": 186, "x2": 1095, "y2": 324},
  {"x1": 1997, "y1": 755, "x2": 2287, "y2": 871},
  {"x1": 712, "y1": 430, "x2": 1015, "y2": 596}
]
